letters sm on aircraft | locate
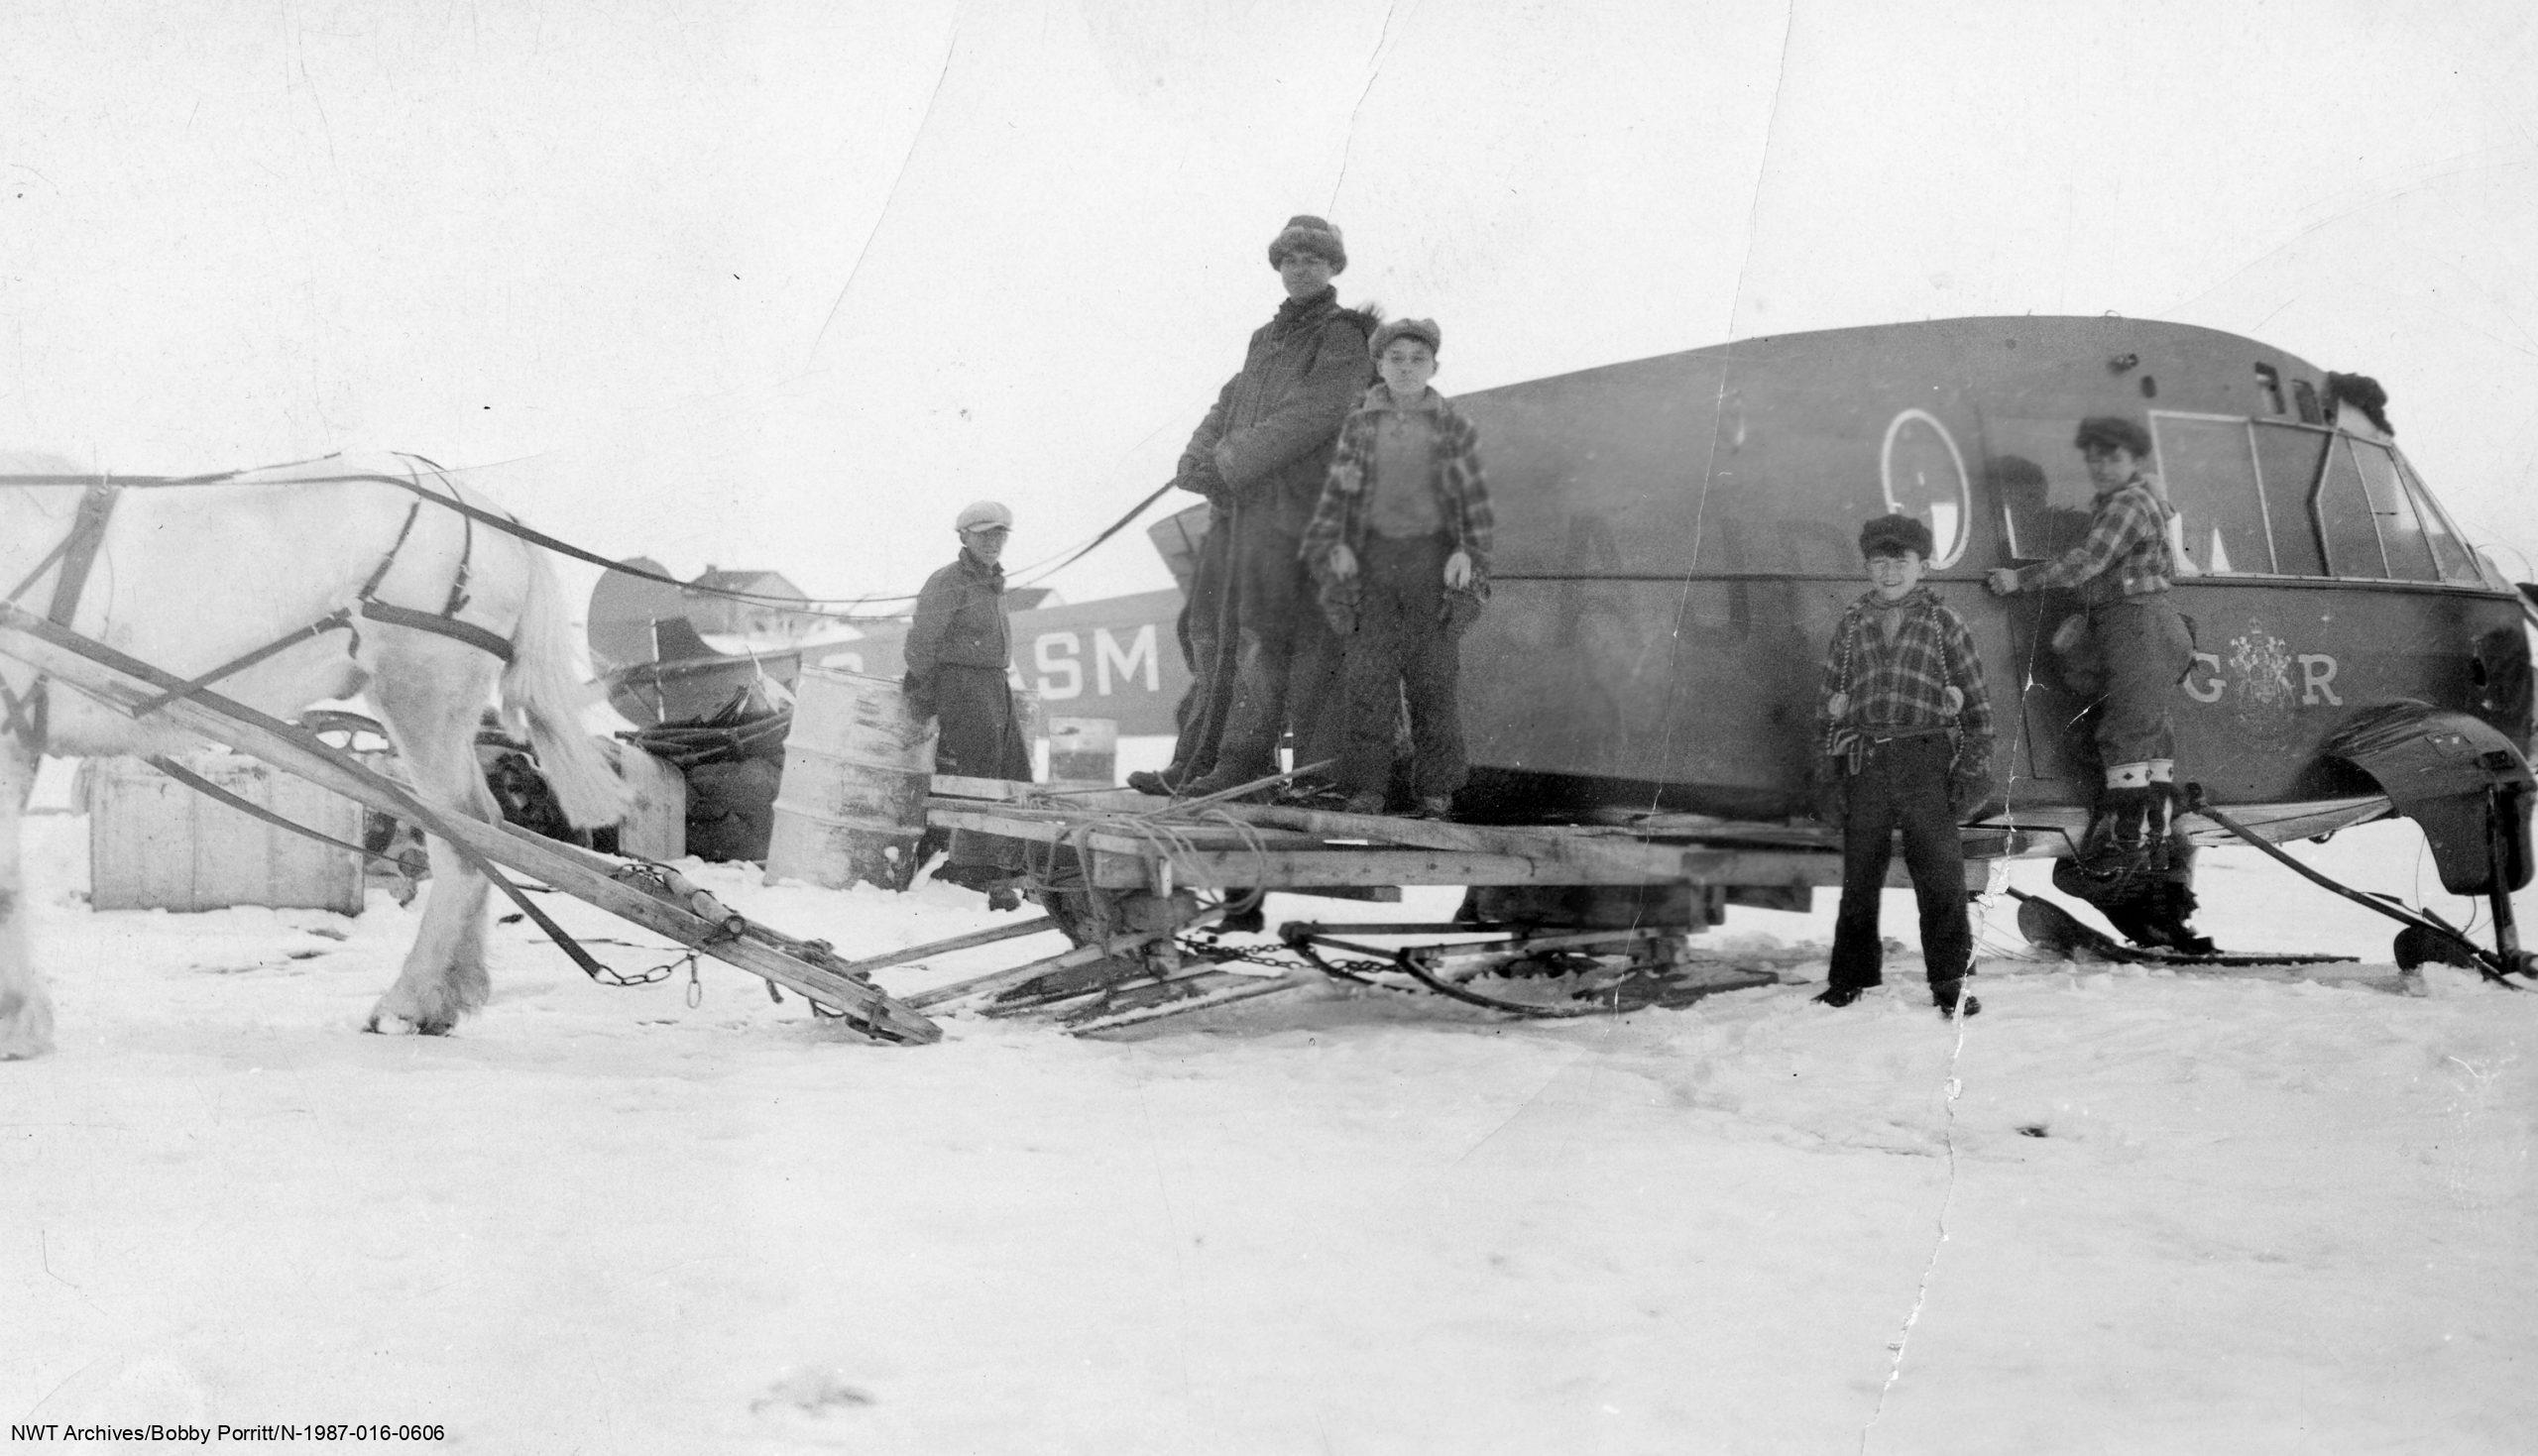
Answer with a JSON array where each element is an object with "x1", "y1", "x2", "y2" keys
[{"x1": 828, "y1": 587, "x2": 1187, "y2": 739}]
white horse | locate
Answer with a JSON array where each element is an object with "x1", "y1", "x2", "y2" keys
[{"x1": 0, "y1": 451, "x2": 627, "y2": 1059}]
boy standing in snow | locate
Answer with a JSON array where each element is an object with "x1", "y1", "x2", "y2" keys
[
  {"x1": 1817, "y1": 514, "x2": 1994, "y2": 1017},
  {"x1": 1302, "y1": 316, "x2": 1491, "y2": 818}
]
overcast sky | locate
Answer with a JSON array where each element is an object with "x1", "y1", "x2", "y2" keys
[{"x1": 5, "y1": 0, "x2": 2535, "y2": 613}]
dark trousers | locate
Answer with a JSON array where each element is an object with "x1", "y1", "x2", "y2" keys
[
  {"x1": 1335, "y1": 533, "x2": 1467, "y2": 799},
  {"x1": 932, "y1": 664, "x2": 1029, "y2": 875},
  {"x1": 1828, "y1": 734, "x2": 1972, "y2": 990},
  {"x1": 1207, "y1": 511, "x2": 1343, "y2": 786},
  {"x1": 1162, "y1": 510, "x2": 1237, "y2": 782},
  {"x1": 2061, "y1": 595, "x2": 2193, "y2": 770}
]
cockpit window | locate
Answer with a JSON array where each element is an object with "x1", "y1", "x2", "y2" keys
[
  {"x1": 2312, "y1": 434, "x2": 2387, "y2": 577},
  {"x1": 2346, "y1": 439, "x2": 2439, "y2": 581},
  {"x1": 2252, "y1": 365, "x2": 2286, "y2": 416},
  {"x1": 2149, "y1": 414, "x2": 2274, "y2": 574},
  {"x1": 1984, "y1": 419, "x2": 2095, "y2": 563},
  {"x1": 2291, "y1": 379, "x2": 2322, "y2": 424},
  {"x1": 2394, "y1": 451, "x2": 2486, "y2": 585},
  {"x1": 2250, "y1": 423, "x2": 2330, "y2": 575},
  {"x1": 1988, "y1": 414, "x2": 2482, "y2": 590}
]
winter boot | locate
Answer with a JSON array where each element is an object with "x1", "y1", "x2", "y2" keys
[
  {"x1": 2079, "y1": 762, "x2": 2158, "y2": 875},
  {"x1": 1812, "y1": 984, "x2": 1868, "y2": 1008},
  {"x1": 1930, "y1": 978, "x2": 1982, "y2": 1018}
]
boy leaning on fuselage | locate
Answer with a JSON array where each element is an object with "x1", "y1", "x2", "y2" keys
[
  {"x1": 1301, "y1": 316, "x2": 1491, "y2": 818},
  {"x1": 1984, "y1": 415, "x2": 2192, "y2": 864},
  {"x1": 1816, "y1": 513, "x2": 1994, "y2": 1018}
]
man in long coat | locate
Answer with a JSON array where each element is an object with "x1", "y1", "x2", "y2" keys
[
  {"x1": 904, "y1": 500, "x2": 1030, "y2": 904},
  {"x1": 1144, "y1": 214, "x2": 1376, "y2": 801}
]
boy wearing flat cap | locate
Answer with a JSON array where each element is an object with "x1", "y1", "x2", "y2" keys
[
  {"x1": 1819, "y1": 513, "x2": 1993, "y2": 1017},
  {"x1": 1302, "y1": 316, "x2": 1491, "y2": 818}
]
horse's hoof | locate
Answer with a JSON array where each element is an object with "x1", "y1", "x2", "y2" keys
[{"x1": 363, "y1": 1008, "x2": 456, "y2": 1037}]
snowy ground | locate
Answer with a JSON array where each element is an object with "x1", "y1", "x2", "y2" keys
[{"x1": 5, "y1": 806, "x2": 2535, "y2": 1454}]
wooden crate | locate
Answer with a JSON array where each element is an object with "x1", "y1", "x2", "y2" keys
[
  {"x1": 608, "y1": 741, "x2": 688, "y2": 861},
  {"x1": 86, "y1": 752, "x2": 367, "y2": 914}
]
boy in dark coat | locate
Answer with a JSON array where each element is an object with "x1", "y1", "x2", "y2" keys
[
  {"x1": 1302, "y1": 316, "x2": 1491, "y2": 817},
  {"x1": 903, "y1": 500, "x2": 1030, "y2": 907},
  {"x1": 1818, "y1": 513, "x2": 1994, "y2": 1017}
]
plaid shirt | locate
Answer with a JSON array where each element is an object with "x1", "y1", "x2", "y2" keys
[
  {"x1": 2014, "y1": 474, "x2": 2173, "y2": 605},
  {"x1": 1819, "y1": 587, "x2": 1994, "y2": 768},
  {"x1": 1301, "y1": 386, "x2": 1493, "y2": 574}
]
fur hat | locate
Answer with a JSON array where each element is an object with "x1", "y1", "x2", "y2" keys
[
  {"x1": 1369, "y1": 316, "x2": 1442, "y2": 359},
  {"x1": 955, "y1": 500, "x2": 1013, "y2": 532},
  {"x1": 2073, "y1": 415, "x2": 2152, "y2": 458},
  {"x1": 1858, "y1": 512, "x2": 1934, "y2": 560},
  {"x1": 1267, "y1": 214, "x2": 1347, "y2": 274}
]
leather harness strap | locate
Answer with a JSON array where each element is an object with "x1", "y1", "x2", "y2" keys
[
  {"x1": 5, "y1": 462, "x2": 513, "y2": 749},
  {"x1": 124, "y1": 474, "x2": 513, "y2": 724},
  {"x1": 127, "y1": 609, "x2": 360, "y2": 719},
  {"x1": 357, "y1": 600, "x2": 514, "y2": 661}
]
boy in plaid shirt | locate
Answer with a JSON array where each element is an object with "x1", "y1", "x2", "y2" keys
[
  {"x1": 1302, "y1": 316, "x2": 1491, "y2": 817},
  {"x1": 1817, "y1": 513, "x2": 1994, "y2": 1017},
  {"x1": 1985, "y1": 414, "x2": 2194, "y2": 872}
]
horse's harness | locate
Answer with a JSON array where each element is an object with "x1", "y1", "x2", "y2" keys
[{"x1": 1, "y1": 466, "x2": 514, "y2": 753}]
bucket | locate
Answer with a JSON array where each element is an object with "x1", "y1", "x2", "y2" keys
[{"x1": 763, "y1": 666, "x2": 937, "y2": 890}]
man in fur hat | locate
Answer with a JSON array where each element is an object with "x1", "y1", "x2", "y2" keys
[{"x1": 1133, "y1": 215, "x2": 1377, "y2": 805}]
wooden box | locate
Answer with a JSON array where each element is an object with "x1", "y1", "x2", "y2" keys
[{"x1": 86, "y1": 751, "x2": 367, "y2": 915}]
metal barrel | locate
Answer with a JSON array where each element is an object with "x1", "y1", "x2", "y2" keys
[{"x1": 762, "y1": 665, "x2": 936, "y2": 891}]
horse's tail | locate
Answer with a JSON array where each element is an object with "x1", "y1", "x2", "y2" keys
[{"x1": 502, "y1": 549, "x2": 630, "y2": 829}]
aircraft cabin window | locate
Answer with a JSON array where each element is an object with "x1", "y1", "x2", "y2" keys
[
  {"x1": 2253, "y1": 364, "x2": 2286, "y2": 415},
  {"x1": 2395, "y1": 455, "x2": 2485, "y2": 585},
  {"x1": 2248, "y1": 423, "x2": 2331, "y2": 576},
  {"x1": 2291, "y1": 379, "x2": 2322, "y2": 424},
  {"x1": 2312, "y1": 435, "x2": 2389, "y2": 578},
  {"x1": 1881, "y1": 410, "x2": 1973, "y2": 568},
  {"x1": 2148, "y1": 415, "x2": 2274, "y2": 574},
  {"x1": 1984, "y1": 420, "x2": 2096, "y2": 562},
  {"x1": 2348, "y1": 440, "x2": 2440, "y2": 581}
]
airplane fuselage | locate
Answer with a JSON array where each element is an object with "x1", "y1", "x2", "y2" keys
[{"x1": 1449, "y1": 316, "x2": 2531, "y2": 836}]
